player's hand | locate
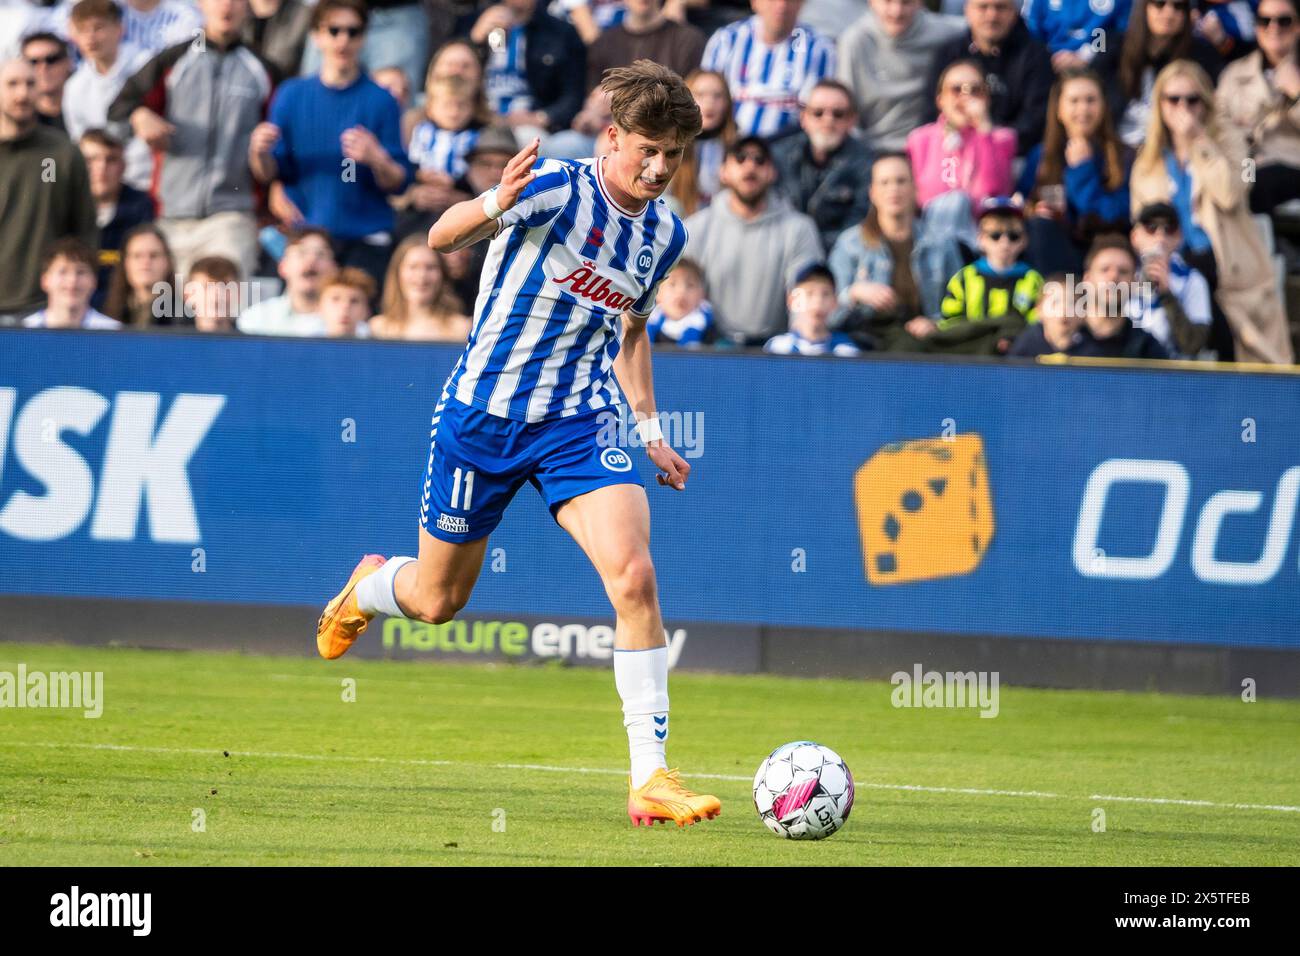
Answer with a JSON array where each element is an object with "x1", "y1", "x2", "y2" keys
[
  {"x1": 496, "y1": 137, "x2": 540, "y2": 211},
  {"x1": 268, "y1": 180, "x2": 304, "y2": 228},
  {"x1": 647, "y1": 441, "x2": 690, "y2": 491},
  {"x1": 341, "y1": 126, "x2": 382, "y2": 166},
  {"x1": 1165, "y1": 105, "x2": 1201, "y2": 141},
  {"x1": 1065, "y1": 135, "x2": 1092, "y2": 166},
  {"x1": 851, "y1": 281, "x2": 896, "y2": 312},
  {"x1": 417, "y1": 169, "x2": 456, "y2": 189},
  {"x1": 1051, "y1": 50, "x2": 1086, "y2": 73},
  {"x1": 1198, "y1": 12, "x2": 1227, "y2": 47},
  {"x1": 131, "y1": 107, "x2": 175, "y2": 151},
  {"x1": 1274, "y1": 59, "x2": 1300, "y2": 99},
  {"x1": 1143, "y1": 254, "x2": 1170, "y2": 292},
  {"x1": 962, "y1": 94, "x2": 989, "y2": 131},
  {"x1": 250, "y1": 121, "x2": 281, "y2": 157},
  {"x1": 906, "y1": 316, "x2": 938, "y2": 338},
  {"x1": 470, "y1": 4, "x2": 514, "y2": 44},
  {"x1": 410, "y1": 182, "x2": 465, "y2": 210}
]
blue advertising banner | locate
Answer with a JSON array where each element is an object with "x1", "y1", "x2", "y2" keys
[{"x1": 2, "y1": 329, "x2": 1298, "y2": 648}]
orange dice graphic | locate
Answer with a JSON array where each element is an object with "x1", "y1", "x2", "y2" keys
[{"x1": 853, "y1": 434, "x2": 995, "y2": 585}]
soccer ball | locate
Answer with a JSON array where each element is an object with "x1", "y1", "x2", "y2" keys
[{"x1": 753, "y1": 741, "x2": 854, "y2": 840}]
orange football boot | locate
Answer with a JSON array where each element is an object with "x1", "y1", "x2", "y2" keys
[
  {"x1": 316, "y1": 554, "x2": 387, "y2": 660},
  {"x1": 627, "y1": 768, "x2": 722, "y2": 827}
]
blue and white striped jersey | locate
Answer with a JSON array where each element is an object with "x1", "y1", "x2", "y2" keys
[
  {"x1": 485, "y1": 26, "x2": 533, "y2": 115},
  {"x1": 647, "y1": 302, "x2": 713, "y2": 348},
  {"x1": 122, "y1": 0, "x2": 204, "y2": 56},
  {"x1": 448, "y1": 157, "x2": 689, "y2": 423},
  {"x1": 408, "y1": 122, "x2": 479, "y2": 178},
  {"x1": 700, "y1": 16, "x2": 836, "y2": 139},
  {"x1": 764, "y1": 330, "x2": 860, "y2": 356}
]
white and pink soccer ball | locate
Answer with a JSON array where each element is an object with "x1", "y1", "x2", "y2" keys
[{"x1": 753, "y1": 741, "x2": 854, "y2": 840}]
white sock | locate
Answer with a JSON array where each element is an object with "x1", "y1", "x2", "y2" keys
[
  {"x1": 355, "y1": 557, "x2": 415, "y2": 617},
  {"x1": 614, "y1": 645, "x2": 669, "y2": 789}
]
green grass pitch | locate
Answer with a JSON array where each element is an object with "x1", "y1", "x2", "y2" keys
[{"x1": 1, "y1": 641, "x2": 1297, "y2": 866}]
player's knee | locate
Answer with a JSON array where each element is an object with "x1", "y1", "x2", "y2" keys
[
  {"x1": 605, "y1": 554, "x2": 658, "y2": 612},
  {"x1": 406, "y1": 590, "x2": 467, "y2": 625}
]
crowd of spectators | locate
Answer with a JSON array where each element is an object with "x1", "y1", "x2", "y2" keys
[{"x1": 2, "y1": 0, "x2": 1299, "y2": 364}]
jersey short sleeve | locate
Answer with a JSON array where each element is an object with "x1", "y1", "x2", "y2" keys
[
  {"x1": 629, "y1": 217, "x2": 689, "y2": 317},
  {"x1": 490, "y1": 158, "x2": 575, "y2": 232}
]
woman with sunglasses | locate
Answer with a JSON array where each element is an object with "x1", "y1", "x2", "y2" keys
[
  {"x1": 1015, "y1": 68, "x2": 1132, "y2": 273},
  {"x1": 1131, "y1": 59, "x2": 1294, "y2": 363},
  {"x1": 906, "y1": 60, "x2": 1016, "y2": 244},
  {"x1": 1215, "y1": 0, "x2": 1300, "y2": 213},
  {"x1": 1093, "y1": 0, "x2": 1223, "y2": 149}
]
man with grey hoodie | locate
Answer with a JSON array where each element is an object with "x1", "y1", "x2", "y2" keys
[
  {"x1": 685, "y1": 135, "x2": 823, "y2": 346},
  {"x1": 837, "y1": 0, "x2": 965, "y2": 152}
]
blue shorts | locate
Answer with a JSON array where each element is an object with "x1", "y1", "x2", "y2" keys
[{"x1": 418, "y1": 396, "x2": 642, "y2": 543}]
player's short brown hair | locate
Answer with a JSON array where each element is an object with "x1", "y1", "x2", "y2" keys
[
  {"x1": 41, "y1": 237, "x2": 97, "y2": 275},
  {"x1": 668, "y1": 256, "x2": 704, "y2": 285},
  {"x1": 70, "y1": 0, "x2": 122, "y2": 24},
  {"x1": 189, "y1": 256, "x2": 240, "y2": 284},
  {"x1": 311, "y1": 0, "x2": 368, "y2": 31},
  {"x1": 601, "y1": 60, "x2": 702, "y2": 145},
  {"x1": 284, "y1": 226, "x2": 333, "y2": 251},
  {"x1": 1084, "y1": 233, "x2": 1136, "y2": 272},
  {"x1": 322, "y1": 267, "x2": 376, "y2": 301},
  {"x1": 79, "y1": 128, "x2": 123, "y2": 152}
]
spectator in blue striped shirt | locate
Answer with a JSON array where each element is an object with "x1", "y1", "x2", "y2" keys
[
  {"x1": 120, "y1": 0, "x2": 204, "y2": 55},
  {"x1": 766, "y1": 263, "x2": 861, "y2": 354},
  {"x1": 557, "y1": 0, "x2": 627, "y2": 45},
  {"x1": 407, "y1": 74, "x2": 483, "y2": 185},
  {"x1": 647, "y1": 257, "x2": 715, "y2": 347},
  {"x1": 470, "y1": 0, "x2": 587, "y2": 136},
  {"x1": 701, "y1": 0, "x2": 837, "y2": 140}
]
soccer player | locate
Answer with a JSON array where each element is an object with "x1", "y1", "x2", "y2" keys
[{"x1": 316, "y1": 60, "x2": 722, "y2": 829}]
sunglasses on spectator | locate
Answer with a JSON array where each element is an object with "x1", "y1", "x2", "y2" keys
[
  {"x1": 732, "y1": 152, "x2": 769, "y2": 166},
  {"x1": 1148, "y1": 0, "x2": 1190, "y2": 11},
  {"x1": 325, "y1": 24, "x2": 364, "y2": 38},
  {"x1": 1257, "y1": 14, "x2": 1296, "y2": 28},
  {"x1": 807, "y1": 107, "x2": 851, "y2": 119},
  {"x1": 945, "y1": 82, "x2": 987, "y2": 97},
  {"x1": 1162, "y1": 93, "x2": 1203, "y2": 107},
  {"x1": 26, "y1": 53, "x2": 66, "y2": 66},
  {"x1": 1140, "y1": 220, "x2": 1179, "y2": 234},
  {"x1": 983, "y1": 230, "x2": 1024, "y2": 242}
]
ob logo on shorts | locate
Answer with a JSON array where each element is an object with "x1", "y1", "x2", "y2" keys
[{"x1": 600, "y1": 447, "x2": 633, "y2": 473}]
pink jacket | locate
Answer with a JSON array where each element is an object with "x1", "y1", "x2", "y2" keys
[{"x1": 906, "y1": 122, "x2": 1017, "y2": 210}]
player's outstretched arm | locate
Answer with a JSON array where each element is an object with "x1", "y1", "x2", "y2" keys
[
  {"x1": 427, "y1": 137, "x2": 541, "y2": 253},
  {"x1": 616, "y1": 310, "x2": 690, "y2": 491}
]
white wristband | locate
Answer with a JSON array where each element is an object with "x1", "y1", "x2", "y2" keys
[
  {"x1": 482, "y1": 190, "x2": 504, "y2": 220},
  {"x1": 635, "y1": 415, "x2": 664, "y2": 444}
]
